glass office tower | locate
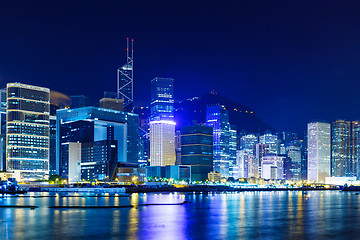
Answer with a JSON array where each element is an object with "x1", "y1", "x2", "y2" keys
[
  {"x1": 181, "y1": 125, "x2": 213, "y2": 181},
  {"x1": 206, "y1": 105, "x2": 231, "y2": 178},
  {"x1": 240, "y1": 134, "x2": 258, "y2": 155},
  {"x1": 352, "y1": 121, "x2": 360, "y2": 178},
  {"x1": 6, "y1": 83, "x2": 50, "y2": 180},
  {"x1": 259, "y1": 133, "x2": 278, "y2": 154},
  {"x1": 149, "y1": 77, "x2": 176, "y2": 166},
  {"x1": 331, "y1": 120, "x2": 351, "y2": 177},
  {"x1": 307, "y1": 122, "x2": 331, "y2": 183}
]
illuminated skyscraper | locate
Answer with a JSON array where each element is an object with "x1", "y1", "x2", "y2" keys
[
  {"x1": 331, "y1": 120, "x2": 351, "y2": 177},
  {"x1": 150, "y1": 77, "x2": 174, "y2": 121},
  {"x1": 6, "y1": 83, "x2": 50, "y2": 180},
  {"x1": 117, "y1": 38, "x2": 134, "y2": 112},
  {"x1": 237, "y1": 150, "x2": 254, "y2": 178},
  {"x1": 286, "y1": 140, "x2": 302, "y2": 181},
  {"x1": 181, "y1": 125, "x2": 213, "y2": 181},
  {"x1": 259, "y1": 133, "x2": 278, "y2": 154},
  {"x1": 240, "y1": 134, "x2": 258, "y2": 155},
  {"x1": 352, "y1": 121, "x2": 360, "y2": 178},
  {"x1": 206, "y1": 105, "x2": 231, "y2": 178},
  {"x1": 307, "y1": 122, "x2": 331, "y2": 183},
  {"x1": 149, "y1": 77, "x2": 176, "y2": 166}
]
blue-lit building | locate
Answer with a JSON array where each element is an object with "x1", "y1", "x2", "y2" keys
[
  {"x1": 56, "y1": 107, "x2": 139, "y2": 180},
  {"x1": 206, "y1": 105, "x2": 231, "y2": 178},
  {"x1": 229, "y1": 125, "x2": 238, "y2": 179},
  {"x1": 0, "y1": 108, "x2": 6, "y2": 172},
  {"x1": 181, "y1": 125, "x2": 213, "y2": 181},
  {"x1": 240, "y1": 134, "x2": 258, "y2": 155},
  {"x1": 150, "y1": 77, "x2": 174, "y2": 121},
  {"x1": 259, "y1": 133, "x2": 278, "y2": 155},
  {"x1": 150, "y1": 77, "x2": 176, "y2": 166}
]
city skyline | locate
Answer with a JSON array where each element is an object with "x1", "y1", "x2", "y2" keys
[
  {"x1": 3, "y1": 2, "x2": 360, "y2": 240},
  {"x1": 2, "y1": 1, "x2": 360, "y2": 134}
]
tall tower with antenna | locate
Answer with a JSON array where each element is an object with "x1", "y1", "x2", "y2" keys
[{"x1": 117, "y1": 38, "x2": 134, "y2": 112}]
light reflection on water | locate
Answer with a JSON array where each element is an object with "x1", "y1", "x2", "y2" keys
[{"x1": 1, "y1": 191, "x2": 360, "y2": 239}]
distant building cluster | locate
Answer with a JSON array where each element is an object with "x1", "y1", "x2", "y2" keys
[{"x1": 1, "y1": 41, "x2": 359, "y2": 185}]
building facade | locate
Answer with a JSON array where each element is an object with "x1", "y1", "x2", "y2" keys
[
  {"x1": 6, "y1": 83, "x2": 50, "y2": 180},
  {"x1": 239, "y1": 134, "x2": 258, "y2": 155},
  {"x1": 331, "y1": 120, "x2": 351, "y2": 177},
  {"x1": 259, "y1": 133, "x2": 278, "y2": 155},
  {"x1": 149, "y1": 77, "x2": 176, "y2": 166},
  {"x1": 181, "y1": 125, "x2": 213, "y2": 181},
  {"x1": 56, "y1": 107, "x2": 139, "y2": 180},
  {"x1": 206, "y1": 105, "x2": 231, "y2": 178},
  {"x1": 307, "y1": 122, "x2": 331, "y2": 183}
]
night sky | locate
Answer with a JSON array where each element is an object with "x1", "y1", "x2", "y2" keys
[{"x1": 1, "y1": 1, "x2": 360, "y2": 134}]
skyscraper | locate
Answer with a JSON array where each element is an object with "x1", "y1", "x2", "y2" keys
[
  {"x1": 6, "y1": 83, "x2": 50, "y2": 180},
  {"x1": 206, "y1": 105, "x2": 231, "y2": 178},
  {"x1": 149, "y1": 77, "x2": 176, "y2": 166},
  {"x1": 229, "y1": 125, "x2": 238, "y2": 178},
  {"x1": 181, "y1": 125, "x2": 213, "y2": 181},
  {"x1": 150, "y1": 77, "x2": 174, "y2": 121},
  {"x1": 253, "y1": 143, "x2": 270, "y2": 178},
  {"x1": 237, "y1": 150, "x2": 254, "y2": 178},
  {"x1": 240, "y1": 134, "x2": 258, "y2": 155},
  {"x1": 286, "y1": 140, "x2": 302, "y2": 181},
  {"x1": 117, "y1": 38, "x2": 134, "y2": 112},
  {"x1": 307, "y1": 122, "x2": 331, "y2": 183},
  {"x1": 331, "y1": 120, "x2": 351, "y2": 177},
  {"x1": 259, "y1": 133, "x2": 278, "y2": 154},
  {"x1": 352, "y1": 121, "x2": 360, "y2": 178}
]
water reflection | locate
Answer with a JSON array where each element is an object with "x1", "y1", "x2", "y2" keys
[{"x1": 2, "y1": 191, "x2": 360, "y2": 239}]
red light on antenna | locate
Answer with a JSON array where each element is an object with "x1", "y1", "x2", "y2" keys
[
  {"x1": 132, "y1": 39, "x2": 134, "y2": 41},
  {"x1": 127, "y1": 37, "x2": 129, "y2": 39}
]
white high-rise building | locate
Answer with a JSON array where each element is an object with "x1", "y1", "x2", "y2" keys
[
  {"x1": 6, "y1": 83, "x2": 50, "y2": 180},
  {"x1": 237, "y1": 150, "x2": 255, "y2": 178},
  {"x1": 307, "y1": 122, "x2": 331, "y2": 183},
  {"x1": 150, "y1": 121, "x2": 176, "y2": 166},
  {"x1": 261, "y1": 155, "x2": 284, "y2": 180}
]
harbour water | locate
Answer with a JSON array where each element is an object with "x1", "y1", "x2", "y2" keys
[{"x1": 1, "y1": 191, "x2": 360, "y2": 240}]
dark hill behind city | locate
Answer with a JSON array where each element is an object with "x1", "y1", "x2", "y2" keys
[{"x1": 175, "y1": 92, "x2": 275, "y2": 134}]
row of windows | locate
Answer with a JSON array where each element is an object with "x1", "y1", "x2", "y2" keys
[
  {"x1": 7, "y1": 87, "x2": 49, "y2": 102},
  {"x1": 7, "y1": 159, "x2": 48, "y2": 171}
]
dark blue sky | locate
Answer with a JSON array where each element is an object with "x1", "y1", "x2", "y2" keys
[{"x1": 1, "y1": 0, "x2": 360, "y2": 134}]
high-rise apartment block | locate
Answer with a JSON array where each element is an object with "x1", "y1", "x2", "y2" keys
[{"x1": 6, "y1": 83, "x2": 50, "y2": 180}]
